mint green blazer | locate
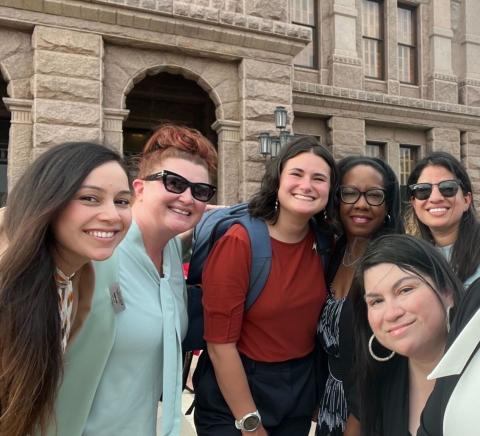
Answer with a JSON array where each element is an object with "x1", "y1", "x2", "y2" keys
[{"x1": 47, "y1": 256, "x2": 118, "y2": 436}]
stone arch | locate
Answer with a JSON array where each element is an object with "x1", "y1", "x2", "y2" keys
[
  {"x1": 103, "y1": 45, "x2": 241, "y2": 203},
  {"x1": 0, "y1": 28, "x2": 33, "y2": 100},
  {"x1": 103, "y1": 45, "x2": 240, "y2": 121}
]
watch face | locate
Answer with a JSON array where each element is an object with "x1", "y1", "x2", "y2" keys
[{"x1": 243, "y1": 415, "x2": 260, "y2": 431}]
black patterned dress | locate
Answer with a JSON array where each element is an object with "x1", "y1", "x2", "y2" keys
[{"x1": 316, "y1": 240, "x2": 357, "y2": 436}]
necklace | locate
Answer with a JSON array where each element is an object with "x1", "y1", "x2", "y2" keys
[{"x1": 342, "y1": 247, "x2": 362, "y2": 267}]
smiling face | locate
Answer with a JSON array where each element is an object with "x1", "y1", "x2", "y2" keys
[
  {"x1": 364, "y1": 263, "x2": 450, "y2": 361},
  {"x1": 133, "y1": 157, "x2": 210, "y2": 238},
  {"x1": 276, "y1": 151, "x2": 331, "y2": 221},
  {"x1": 53, "y1": 161, "x2": 132, "y2": 274},
  {"x1": 339, "y1": 164, "x2": 387, "y2": 240},
  {"x1": 411, "y1": 165, "x2": 471, "y2": 245}
]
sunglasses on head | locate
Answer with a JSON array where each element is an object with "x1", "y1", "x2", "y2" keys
[
  {"x1": 143, "y1": 170, "x2": 216, "y2": 202},
  {"x1": 339, "y1": 186, "x2": 386, "y2": 206},
  {"x1": 409, "y1": 179, "x2": 461, "y2": 200}
]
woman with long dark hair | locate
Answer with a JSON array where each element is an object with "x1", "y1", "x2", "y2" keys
[
  {"x1": 351, "y1": 234, "x2": 462, "y2": 436},
  {"x1": 194, "y1": 136, "x2": 338, "y2": 436},
  {"x1": 316, "y1": 156, "x2": 404, "y2": 436},
  {"x1": 407, "y1": 151, "x2": 480, "y2": 287},
  {"x1": 53, "y1": 124, "x2": 218, "y2": 436},
  {"x1": 0, "y1": 142, "x2": 132, "y2": 436}
]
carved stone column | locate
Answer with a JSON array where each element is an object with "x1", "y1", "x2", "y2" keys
[
  {"x1": 103, "y1": 108, "x2": 130, "y2": 153},
  {"x1": 212, "y1": 119, "x2": 241, "y2": 205},
  {"x1": 2, "y1": 97, "x2": 33, "y2": 188}
]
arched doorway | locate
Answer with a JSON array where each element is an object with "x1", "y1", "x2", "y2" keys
[
  {"x1": 0, "y1": 77, "x2": 9, "y2": 205},
  {"x1": 123, "y1": 72, "x2": 217, "y2": 158}
]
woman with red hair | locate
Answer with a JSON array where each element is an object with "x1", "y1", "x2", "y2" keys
[{"x1": 51, "y1": 124, "x2": 217, "y2": 436}]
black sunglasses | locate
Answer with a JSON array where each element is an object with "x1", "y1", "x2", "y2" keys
[
  {"x1": 339, "y1": 186, "x2": 386, "y2": 206},
  {"x1": 409, "y1": 179, "x2": 461, "y2": 201},
  {"x1": 143, "y1": 170, "x2": 216, "y2": 202}
]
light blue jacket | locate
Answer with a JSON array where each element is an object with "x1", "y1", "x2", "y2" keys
[{"x1": 49, "y1": 222, "x2": 187, "y2": 436}]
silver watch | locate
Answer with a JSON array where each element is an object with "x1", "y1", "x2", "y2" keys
[{"x1": 234, "y1": 410, "x2": 261, "y2": 432}]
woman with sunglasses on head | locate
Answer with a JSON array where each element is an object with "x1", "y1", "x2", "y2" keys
[
  {"x1": 194, "y1": 137, "x2": 338, "y2": 436},
  {"x1": 316, "y1": 156, "x2": 404, "y2": 436},
  {"x1": 0, "y1": 142, "x2": 132, "y2": 436},
  {"x1": 407, "y1": 151, "x2": 480, "y2": 288},
  {"x1": 351, "y1": 234, "x2": 462, "y2": 436},
  {"x1": 54, "y1": 124, "x2": 217, "y2": 436}
]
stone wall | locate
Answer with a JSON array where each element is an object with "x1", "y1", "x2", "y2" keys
[
  {"x1": 239, "y1": 58, "x2": 293, "y2": 200},
  {"x1": 32, "y1": 26, "x2": 103, "y2": 155}
]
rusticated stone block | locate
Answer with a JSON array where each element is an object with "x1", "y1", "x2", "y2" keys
[
  {"x1": 246, "y1": 0, "x2": 288, "y2": 22},
  {"x1": 0, "y1": 28, "x2": 31, "y2": 61},
  {"x1": 328, "y1": 116, "x2": 364, "y2": 132},
  {"x1": 244, "y1": 79, "x2": 290, "y2": 105},
  {"x1": 156, "y1": 0, "x2": 172, "y2": 13},
  {"x1": 35, "y1": 51, "x2": 100, "y2": 80},
  {"x1": 428, "y1": 78, "x2": 458, "y2": 104},
  {"x1": 1, "y1": 51, "x2": 33, "y2": 80},
  {"x1": 242, "y1": 59, "x2": 291, "y2": 85},
  {"x1": 331, "y1": 62, "x2": 363, "y2": 89},
  {"x1": 34, "y1": 74, "x2": 101, "y2": 103},
  {"x1": 427, "y1": 127, "x2": 460, "y2": 143},
  {"x1": 34, "y1": 100, "x2": 101, "y2": 127},
  {"x1": 32, "y1": 26, "x2": 101, "y2": 57},
  {"x1": 245, "y1": 100, "x2": 283, "y2": 122},
  {"x1": 8, "y1": 78, "x2": 32, "y2": 99},
  {"x1": 244, "y1": 159, "x2": 267, "y2": 182},
  {"x1": 34, "y1": 124, "x2": 101, "y2": 148}
]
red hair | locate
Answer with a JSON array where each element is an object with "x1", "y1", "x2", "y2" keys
[{"x1": 138, "y1": 124, "x2": 217, "y2": 178}]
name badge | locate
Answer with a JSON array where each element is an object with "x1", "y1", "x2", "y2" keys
[{"x1": 109, "y1": 282, "x2": 126, "y2": 313}]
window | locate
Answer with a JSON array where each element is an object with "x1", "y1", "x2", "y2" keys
[
  {"x1": 399, "y1": 145, "x2": 418, "y2": 185},
  {"x1": 399, "y1": 145, "x2": 419, "y2": 202},
  {"x1": 362, "y1": 0, "x2": 384, "y2": 79},
  {"x1": 366, "y1": 142, "x2": 385, "y2": 160},
  {"x1": 292, "y1": 0, "x2": 317, "y2": 68},
  {"x1": 398, "y1": 4, "x2": 417, "y2": 84}
]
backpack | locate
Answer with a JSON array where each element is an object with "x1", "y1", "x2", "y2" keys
[{"x1": 182, "y1": 202, "x2": 332, "y2": 352}]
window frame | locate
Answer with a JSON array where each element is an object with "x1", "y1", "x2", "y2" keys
[
  {"x1": 292, "y1": 0, "x2": 318, "y2": 69},
  {"x1": 399, "y1": 144, "x2": 419, "y2": 186},
  {"x1": 397, "y1": 3, "x2": 418, "y2": 85},
  {"x1": 366, "y1": 141, "x2": 386, "y2": 160},
  {"x1": 362, "y1": 0, "x2": 385, "y2": 80}
]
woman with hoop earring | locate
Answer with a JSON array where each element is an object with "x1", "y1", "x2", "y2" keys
[
  {"x1": 316, "y1": 156, "x2": 403, "y2": 436},
  {"x1": 350, "y1": 234, "x2": 462, "y2": 436}
]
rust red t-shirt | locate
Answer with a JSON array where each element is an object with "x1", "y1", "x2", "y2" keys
[{"x1": 202, "y1": 224, "x2": 328, "y2": 362}]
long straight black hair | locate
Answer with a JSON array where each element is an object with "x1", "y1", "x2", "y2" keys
[
  {"x1": 0, "y1": 142, "x2": 128, "y2": 436},
  {"x1": 407, "y1": 151, "x2": 480, "y2": 283},
  {"x1": 351, "y1": 234, "x2": 462, "y2": 436}
]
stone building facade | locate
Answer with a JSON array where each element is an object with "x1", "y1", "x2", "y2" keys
[{"x1": 0, "y1": 0, "x2": 479, "y2": 205}]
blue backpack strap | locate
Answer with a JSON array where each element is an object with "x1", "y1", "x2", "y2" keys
[{"x1": 237, "y1": 214, "x2": 272, "y2": 311}]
